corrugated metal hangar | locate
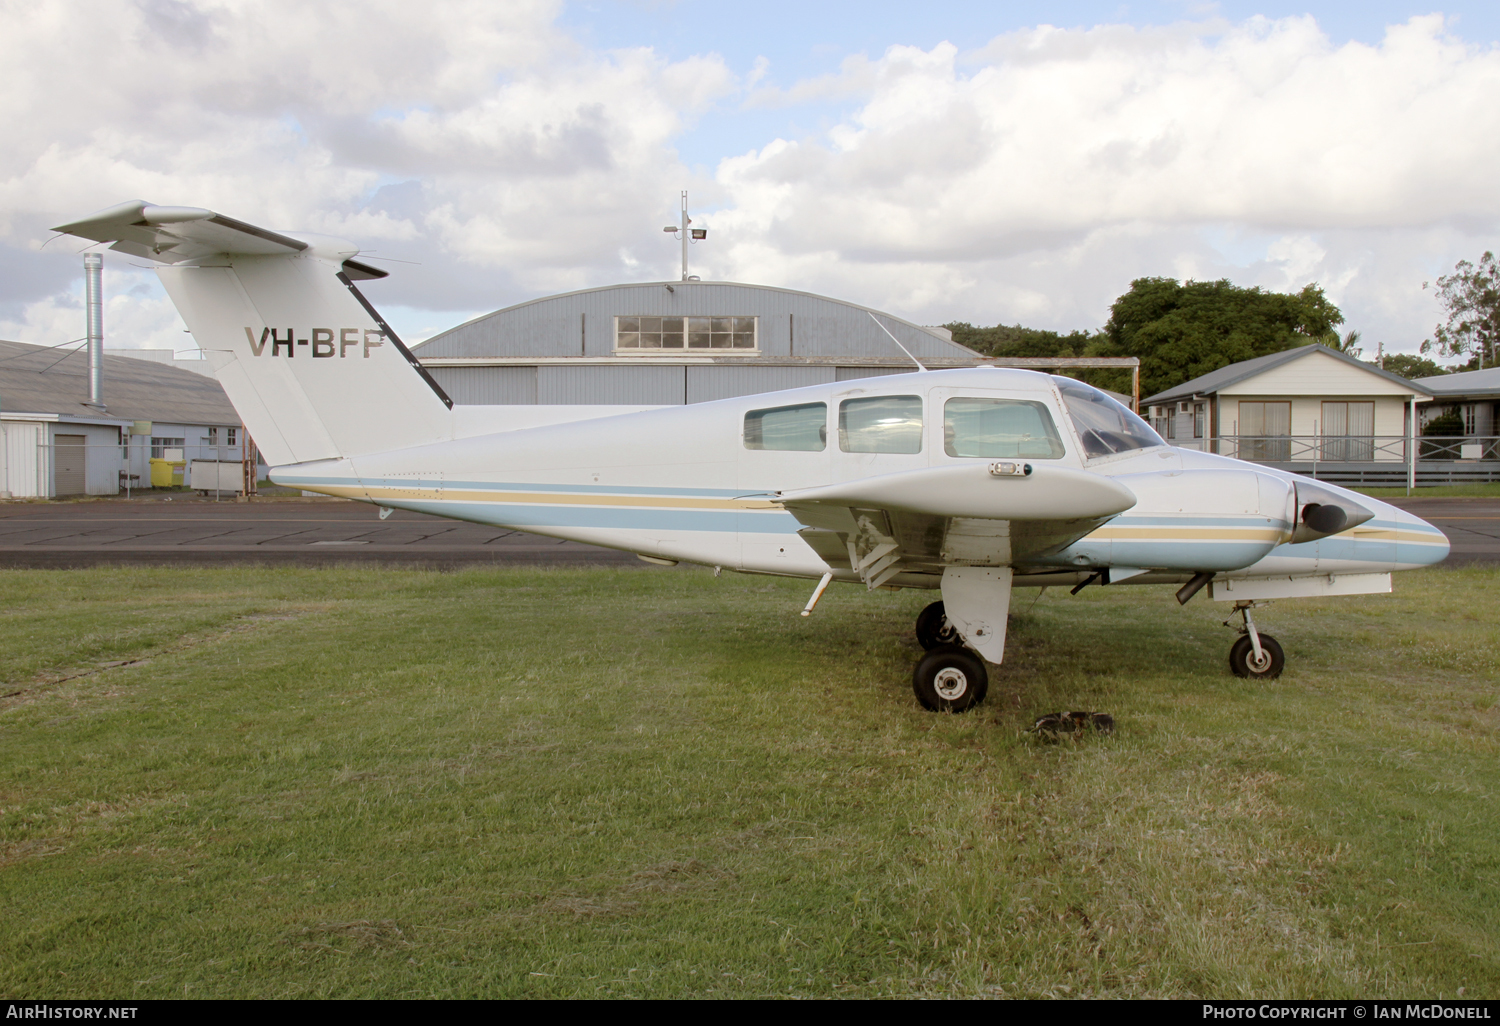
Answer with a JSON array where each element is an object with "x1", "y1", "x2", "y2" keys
[{"x1": 411, "y1": 281, "x2": 986, "y2": 406}]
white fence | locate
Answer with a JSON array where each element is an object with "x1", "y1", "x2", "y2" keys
[{"x1": 1192, "y1": 435, "x2": 1500, "y2": 486}]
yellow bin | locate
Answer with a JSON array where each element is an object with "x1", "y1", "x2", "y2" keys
[{"x1": 149, "y1": 459, "x2": 187, "y2": 487}]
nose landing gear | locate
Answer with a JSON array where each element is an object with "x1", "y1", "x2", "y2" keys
[{"x1": 1226, "y1": 601, "x2": 1284, "y2": 679}]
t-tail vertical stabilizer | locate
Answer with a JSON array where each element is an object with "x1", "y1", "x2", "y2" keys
[{"x1": 52, "y1": 200, "x2": 454, "y2": 467}]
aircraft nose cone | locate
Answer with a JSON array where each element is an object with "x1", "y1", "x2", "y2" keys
[{"x1": 1395, "y1": 507, "x2": 1451, "y2": 568}]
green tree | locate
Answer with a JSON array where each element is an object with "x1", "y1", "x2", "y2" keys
[
  {"x1": 943, "y1": 322, "x2": 1134, "y2": 392},
  {"x1": 1380, "y1": 353, "x2": 1448, "y2": 380},
  {"x1": 1097, "y1": 278, "x2": 1345, "y2": 398},
  {"x1": 944, "y1": 322, "x2": 1094, "y2": 359},
  {"x1": 1423, "y1": 252, "x2": 1500, "y2": 369}
]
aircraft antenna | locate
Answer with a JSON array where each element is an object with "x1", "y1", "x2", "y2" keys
[{"x1": 869, "y1": 313, "x2": 929, "y2": 372}]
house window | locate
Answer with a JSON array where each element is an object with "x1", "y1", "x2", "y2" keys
[
  {"x1": 1193, "y1": 403, "x2": 1206, "y2": 439},
  {"x1": 616, "y1": 316, "x2": 757, "y2": 351},
  {"x1": 150, "y1": 436, "x2": 185, "y2": 459},
  {"x1": 227, "y1": 427, "x2": 237, "y2": 447},
  {"x1": 1464, "y1": 404, "x2": 1477, "y2": 436},
  {"x1": 1152, "y1": 407, "x2": 1173, "y2": 438},
  {"x1": 1321, "y1": 401, "x2": 1375, "y2": 461},
  {"x1": 208, "y1": 427, "x2": 218, "y2": 446},
  {"x1": 1238, "y1": 402, "x2": 1291, "y2": 462}
]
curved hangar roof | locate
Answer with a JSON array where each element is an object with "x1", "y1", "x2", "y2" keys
[{"x1": 411, "y1": 280, "x2": 984, "y2": 406}]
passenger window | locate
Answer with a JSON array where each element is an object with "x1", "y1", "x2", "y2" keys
[
  {"x1": 744, "y1": 402, "x2": 827, "y2": 451},
  {"x1": 839, "y1": 395, "x2": 923, "y2": 454},
  {"x1": 944, "y1": 398, "x2": 1066, "y2": 459}
]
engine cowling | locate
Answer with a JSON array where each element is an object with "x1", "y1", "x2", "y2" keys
[{"x1": 1030, "y1": 468, "x2": 1297, "y2": 573}]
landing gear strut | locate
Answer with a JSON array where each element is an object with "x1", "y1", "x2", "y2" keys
[{"x1": 1226, "y1": 601, "x2": 1284, "y2": 679}]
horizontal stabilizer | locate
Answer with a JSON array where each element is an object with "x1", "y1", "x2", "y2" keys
[{"x1": 52, "y1": 200, "x2": 387, "y2": 279}]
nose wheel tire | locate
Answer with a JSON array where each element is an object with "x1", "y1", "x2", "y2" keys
[
  {"x1": 915, "y1": 600, "x2": 962, "y2": 650},
  {"x1": 1229, "y1": 634, "x2": 1285, "y2": 679},
  {"x1": 913, "y1": 644, "x2": 988, "y2": 712}
]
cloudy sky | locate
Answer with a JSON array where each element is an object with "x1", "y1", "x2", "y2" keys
[{"x1": 5, "y1": 0, "x2": 1500, "y2": 358}]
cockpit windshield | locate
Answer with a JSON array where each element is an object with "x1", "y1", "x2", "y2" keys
[{"x1": 1051, "y1": 376, "x2": 1165, "y2": 458}]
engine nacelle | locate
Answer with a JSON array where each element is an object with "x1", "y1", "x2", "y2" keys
[{"x1": 1030, "y1": 468, "x2": 1296, "y2": 572}]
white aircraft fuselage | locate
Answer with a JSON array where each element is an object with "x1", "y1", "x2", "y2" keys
[{"x1": 267, "y1": 365, "x2": 1447, "y2": 589}]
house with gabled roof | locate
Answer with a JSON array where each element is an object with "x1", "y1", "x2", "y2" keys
[{"x1": 1141, "y1": 344, "x2": 1434, "y2": 483}]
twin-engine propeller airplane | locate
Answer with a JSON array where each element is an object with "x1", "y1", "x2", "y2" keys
[{"x1": 54, "y1": 201, "x2": 1451, "y2": 711}]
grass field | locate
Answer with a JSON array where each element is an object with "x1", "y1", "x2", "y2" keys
[
  {"x1": 1, "y1": 564, "x2": 1496, "y2": 999},
  {"x1": 1353, "y1": 483, "x2": 1500, "y2": 498}
]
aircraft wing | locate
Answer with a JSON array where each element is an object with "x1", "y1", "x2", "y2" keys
[
  {"x1": 776, "y1": 462, "x2": 1136, "y2": 588},
  {"x1": 52, "y1": 200, "x2": 388, "y2": 279}
]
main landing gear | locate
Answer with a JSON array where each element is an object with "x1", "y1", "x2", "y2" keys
[
  {"x1": 1226, "y1": 601, "x2": 1284, "y2": 679},
  {"x1": 911, "y1": 602, "x2": 988, "y2": 713}
]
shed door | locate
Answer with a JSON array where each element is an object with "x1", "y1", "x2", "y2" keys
[{"x1": 54, "y1": 434, "x2": 86, "y2": 496}]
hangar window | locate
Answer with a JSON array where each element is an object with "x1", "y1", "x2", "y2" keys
[
  {"x1": 616, "y1": 316, "x2": 757, "y2": 351},
  {"x1": 944, "y1": 398, "x2": 1065, "y2": 459},
  {"x1": 744, "y1": 402, "x2": 827, "y2": 451},
  {"x1": 840, "y1": 395, "x2": 923, "y2": 454}
]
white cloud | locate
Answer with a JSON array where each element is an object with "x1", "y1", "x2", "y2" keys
[
  {"x1": 2, "y1": 5, "x2": 1499, "y2": 357},
  {"x1": 0, "y1": 0, "x2": 731, "y2": 340},
  {"x1": 710, "y1": 15, "x2": 1500, "y2": 348}
]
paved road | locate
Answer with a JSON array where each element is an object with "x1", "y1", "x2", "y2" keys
[
  {"x1": 0, "y1": 497, "x2": 641, "y2": 569},
  {"x1": 0, "y1": 495, "x2": 1494, "y2": 569}
]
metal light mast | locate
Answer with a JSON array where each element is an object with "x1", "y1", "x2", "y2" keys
[
  {"x1": 662, "y1": 191, "x2": 708, "y2": 281},
  {"x1": 84, "y1": 253, "x2": 103, "y2": 407}
]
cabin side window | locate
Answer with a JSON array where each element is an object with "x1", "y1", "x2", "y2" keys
[
  {"x1": 743, "y1": 402, "x2": 827, "y2": 451},
  {"x1": 839, "y1": 396, "x2": 923, "y2": 454},
  {"x1": 943, "y1": 398, "x2": 1066, "y2": 459}
]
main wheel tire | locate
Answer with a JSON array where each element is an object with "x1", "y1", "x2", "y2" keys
[
  {"x1": 915, "y1": 600, "x2": 962, "y2": 650},
  {"x1": 912, "y1": 644, "x2": 988, "y2": 712},
  {"x1": 1229, "y1": 633, "x2": 1285, "y2": 679}
]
